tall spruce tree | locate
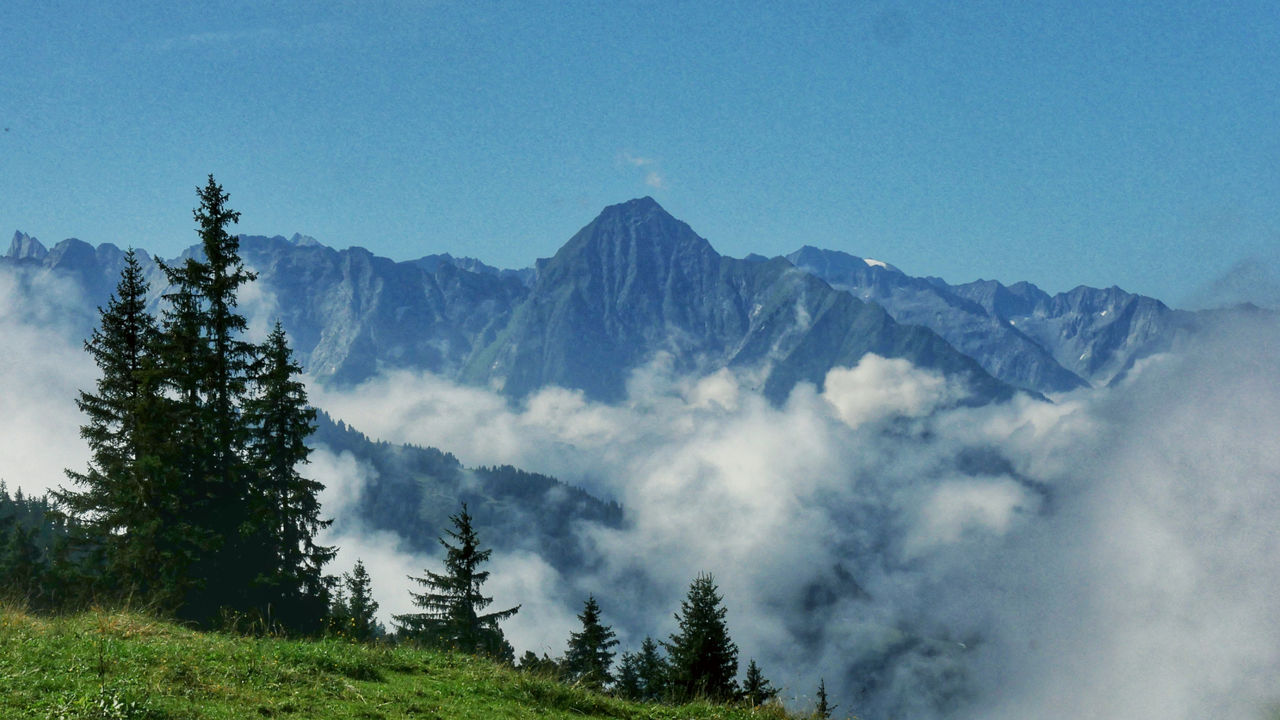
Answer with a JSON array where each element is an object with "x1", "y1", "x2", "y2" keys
[
  {"x1": 244, "y1": 322, "x2": 333, "y2": 631},
  {"x1": 564, "y1": 595, "x2": 619, "y2": 691},
  {"x1": 155, "y1": 175, "x2": 260, "y2": 622},
  {"x1": 56, "y1": 249, "x2": 172, "y2": 602},
  {"x1": 394, "y1": 504, "x2": 519, "y2": 660},
  {"x1": 664, "y1": 573, "x2": 739, "y2": 702},
  {"x1": 58, "y1": 177, "x2": 331, "y2": 627}
]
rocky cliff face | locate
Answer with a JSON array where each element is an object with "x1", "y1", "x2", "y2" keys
[{"x1": 238, "y1": 236, "x2": 528, "y2": 386}]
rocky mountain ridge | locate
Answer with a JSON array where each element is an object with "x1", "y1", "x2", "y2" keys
[{"x1": 3, "y1": 199, "x2": 1212, "y2": 400}]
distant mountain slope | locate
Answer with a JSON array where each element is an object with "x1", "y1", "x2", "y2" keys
[
  {"x1": 238, "y1": 235, "x2": 529, "y2": 386},
  {"x1": 787, "y1": 246, "x2": 1197, "y2": 391},
  {"x1": 949, "y1": 279, "x2": 1193, "y2": 387},
  {"x1": 312, "y1": 412, "x2": 620, "y2": 570}
]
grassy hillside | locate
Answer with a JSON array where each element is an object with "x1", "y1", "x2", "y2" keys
[{"x1": 0, "y1": 606, "x2": 792, "y2": 719}]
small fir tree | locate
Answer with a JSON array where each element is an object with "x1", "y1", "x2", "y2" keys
[
  {"x1": 342, "y1": 559, "x2": 380, "y2": 642},
  {"x1": 517, "y1": 651, "x2": 565, "y2": 678},
  {"x1": 741, "y1": 658, "x2": 778, "y2": 707},
  {"x1": 614, "y1": 651, "x2": 642, "y2": 700},
  {"x1": 664, "y1": 573, "x2": 739, "y2": 701},
  {"x1": 814, "y1": 677, "x2": 836, "y2": 719},
  {"x1": 564, "y1": 595, "x2": 619, "y2": 691},
  {"x1": 636, "y1": 636, "x2": 670, "y2": 702},
  {"x1": 393, "y1": 504, "x2": 519, "y2": 660}
]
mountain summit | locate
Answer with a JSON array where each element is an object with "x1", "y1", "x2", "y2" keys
[
  {"x1": 462, "y1": 198, "x2": 1013, "y2": 403},
  {"x1": 7, "y1": 231, "x2": 48, "y2": 261}
]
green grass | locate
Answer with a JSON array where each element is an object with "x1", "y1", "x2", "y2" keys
[{"x1": 0, "y1": 605, "x2": 793, "y2": 719}]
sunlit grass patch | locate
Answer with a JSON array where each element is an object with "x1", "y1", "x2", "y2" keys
[{"x1": 0, "y1": 608, "x2": 799, "y2": 719}]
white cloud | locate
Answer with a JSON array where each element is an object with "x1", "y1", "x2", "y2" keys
[
  {"x1": 0, "y1": 268, "x2": 95, "y2": 496},
  {"x1": 617, "y1": 152, "x2": 669, "y2": 191},
  {"x1": 821, "y1": 354, "x2": 961, "y2": 428}
]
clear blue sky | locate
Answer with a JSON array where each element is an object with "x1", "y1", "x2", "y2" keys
[{"x1": 3, "y1": 1, "x2": 1277, "y2": 306}]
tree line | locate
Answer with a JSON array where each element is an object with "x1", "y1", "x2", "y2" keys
[
  {"x1": 389, "y1": 503, "x2": 792, "y2": 710},
  {"x1": 0, "y1": 176, "x2": 839, "y2": 717}
]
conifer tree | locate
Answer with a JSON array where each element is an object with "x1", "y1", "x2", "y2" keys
[
  {"x1": 0, "y1": 523, "x2": 40, "y2": 603},
  {"x1": 154, "y1": 176, "x2": 261, "y2": 621},
  {"x1": 564, "y1": 595, "x2": 619, "y2": 691},
  {"x1": 814, "y1": 678, "x2": 836, "y2": 719},
  {"x1": 244, "y1": 322, "x2": 333, "y2": 630},
  {"x1": 56, "y1": 249, "x2": 171, "y2": 599},
  {"x1": 340, "y1": 559, "x2": 380, "y2": 642},
  {"x1": 58, "y1": 176, "x2": 332, "y2": 628},
  {"x1": 664, "y1": 573, "x2": 739, "y2": 701},
  {"x1": 161, "y1": 176, "x2": 263, "y2": 620},
  {"x1": 394, "y1": 504, "x2": 519, "y2": 660},
  {"x1": 636, "y1": 636, "x2": 670, "y2": 702},
  {"x1": 517, "y1": 651, "x2": 564, "y2": 678},
  {"x1": 741, "y1": 658, "x2": 778, "y2": 707},
  {"x1": 614, "y1": 651, "x2": 642, "y2": 700}
]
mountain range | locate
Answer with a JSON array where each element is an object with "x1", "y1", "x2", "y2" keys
[{"x1": 5, "y1": 197, "x2": 1215, "y2": 402}]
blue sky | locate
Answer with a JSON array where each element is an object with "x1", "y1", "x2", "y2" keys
[{"x1": 3, "y1": 1, "x2": 1277, "y2": 306}]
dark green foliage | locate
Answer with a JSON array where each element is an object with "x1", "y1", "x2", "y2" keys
[
  {"x1": 53, "y1": 249, "x2": 173, "y2": 602},
  {"x1": 330, "y1": 559, "x2": 381, "y2": 642},
  {"x1": 0, "y1": 484, "x2": 96, "y2": 610},
  {"x1": 636, "y1": 636, "x2": 670, "y2": 702},
  {"x1": 57, "y1": 176, "x2": 332, "y2": 630},
  {"x1": 664, "y1": 573, "x2": 739, "y2": 702},
  {"x1": 610, "y1": 636, "x2": 669, "y2": 703},
  {"x1": 243, "y1": 322, "x2": 334, "y2": 632},
  {"x1": 155, "y1": 176, "x2": 261, "y2": 622},
  {"x1": 614, "y1": 651, "x2": 642, "y2": 700},
  {"x1": 1, "y1": 522, "x2": 40, "y2": 600},
  {"x1": 394, "y1": 504, "x2": 520, "y2": 661},
  {"x1": 741, "y1": 659, "x2": 778, "y2": 707},
  {"x1": 814, "y1": 677, "x2": 835, "y2": 719},
  {"x1": 564, "y1": 595, "x2": 618, "y2": 691},
  {"x1": 518, "y1": 650, "x2": 565, "y2": 678}
]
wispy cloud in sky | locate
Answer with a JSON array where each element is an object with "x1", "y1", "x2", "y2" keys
[{"x1": 618, "y1": 152, "x2": 666, "y2": 191}]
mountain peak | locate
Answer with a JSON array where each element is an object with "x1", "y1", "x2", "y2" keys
[
  {"x1": 594, "y1": 196, "x2": 669, "y2": 223},
  {"x1": 7, "y1": 231, "x2": 48, "y2": 261},
  {"x1": 550, "y1": 198, "x2": 716, "y2": 270}
]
